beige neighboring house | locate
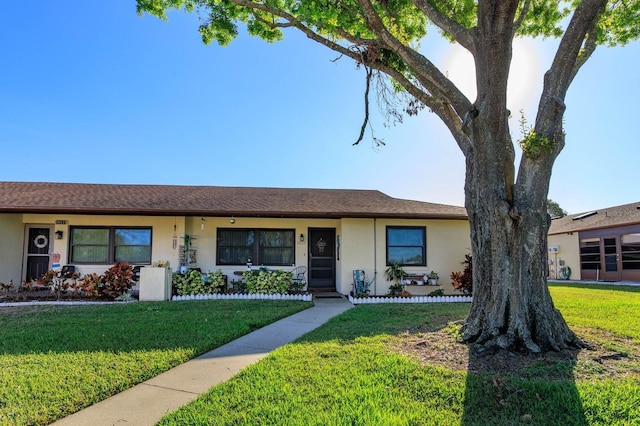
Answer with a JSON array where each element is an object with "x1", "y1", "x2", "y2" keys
[
  {"x1": 548, "y1": 201, "x2": 640, "y2": 282},
  {"x1": 0, "y1": 182, "x2": 470, "y2": 296}
]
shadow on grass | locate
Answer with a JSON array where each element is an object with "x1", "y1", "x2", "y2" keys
[
  {"x1": 461, "y1": 346, "x2": 586, "y2": 425},
  {"x1": 300, "y1": 303, "x2": 588, "y2": 425}
]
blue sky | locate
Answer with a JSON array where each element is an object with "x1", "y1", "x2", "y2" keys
[{"x1": 1, "y1": 1, "x2": 638, "y2": 214}]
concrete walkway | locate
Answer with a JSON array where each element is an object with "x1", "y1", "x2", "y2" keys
[{"x1": 52, "y1": 296, "x2": 353, "y2": 426}]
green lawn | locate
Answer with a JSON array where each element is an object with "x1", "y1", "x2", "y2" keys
[
  {"x1": 0, "y1": 300, "x2": 311, "y2": 426},
  {"x1": 159, "y1": 284, "x2": 640, "y2": 426}
]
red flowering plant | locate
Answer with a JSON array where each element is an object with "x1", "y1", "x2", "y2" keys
[
  {"x1": 99, "y1": 262, "x2": 135, "y2": 299},
  {"x1": 450, "y1": 254, "x2": 473, "y2": 295}
]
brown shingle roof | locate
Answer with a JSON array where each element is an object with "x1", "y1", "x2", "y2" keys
[
  {"x1": 548, "y1": 201, "x2": 640, "y2": 235},
  {"x1": 0, "y1": 182, "x2": 467, "y2": 219}
]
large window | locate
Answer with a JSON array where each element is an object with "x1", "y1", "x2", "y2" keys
[
  {"x1": 386, "y1": 226, "x2": 426, "y2": 266},
  {"x1": 70, "y1": 227, "x2": 152, "y2": 264},
  {"x1": 217, "y1": 229, "x2": 295, "y2": 266}
]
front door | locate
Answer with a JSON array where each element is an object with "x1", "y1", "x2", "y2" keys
[
  {"x1": 602, "y1": 236, "x2": 621, "y2": 281},
  {"x1": 25, "y1": 227, "x2": 52, "y2": 282},
  {"x1": 308, "y1": 228, "x2": 336, "y2": 291}
]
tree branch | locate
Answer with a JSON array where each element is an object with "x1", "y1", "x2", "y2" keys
[
  {"x1": 228, "y1": 0, "x2": 364, "y2": 63},
  {"x1": 571, "y1": 24, "x2": 599, "y2": 80},
  {"x1": 253, "y1": 15, "x2": 293, "y2": 29},
  {"x1": 411, "y1": 0, "x2": 475, "y2": 53},
  {"x1": 356, "y1": 0, "x2": 471, "y2": 119},
  {"x1": 371, "y1": 58, "x2": 472, "y2": 155},
  {"x1": 353, "y1": 65, "x2": 373, "y2": 146},
  {"x1": 513, "y1": 0, "x2": 533, "y2": 35},
  {"x1": 542, "y1": 0, "x2": 607, "y2": 99}
]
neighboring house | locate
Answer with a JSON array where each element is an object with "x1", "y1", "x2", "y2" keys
[
  {"x1": 0, "y1": 182, "x2": 470, "y2": 296},
  {"x1": 548, "y1": 201, "x2": 640, "y2": 282}
]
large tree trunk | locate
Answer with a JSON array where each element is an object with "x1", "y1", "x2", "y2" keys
[
  {"x1": 460, "y1": 1, "x2": 583, "y2": 353},
  {"x1": 462, "y1": 128, "x2": 582, "y2": 353}
]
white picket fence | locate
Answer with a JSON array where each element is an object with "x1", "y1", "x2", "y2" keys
[
  {"x1": 171, "y1": 293, "x2": 471, "y2": 304},
  {"x1": 172, "y1": 293, "x2": 313, "y2": 302},
  {"x1": 348, "y1": 294, "x2": 472, "y2": 304}
]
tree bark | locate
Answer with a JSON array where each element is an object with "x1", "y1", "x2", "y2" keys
[{"x1": 459, "y1": 1, "x2": 585, "y2": 353}]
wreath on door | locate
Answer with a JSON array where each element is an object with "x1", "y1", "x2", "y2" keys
[{"x1": 34, "y1": 234, "x2": 49, "y2": 249}]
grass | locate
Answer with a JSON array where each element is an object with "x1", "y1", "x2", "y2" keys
[
  {"x1": 0, "y1": 299, "x2": 311, "y2": 426},
  {"x1": 547, "y1": 282, "x2": 640, "y2": 342},
  {"x1": 159, "y1": 285, "x2": 640, "y2": 426}
]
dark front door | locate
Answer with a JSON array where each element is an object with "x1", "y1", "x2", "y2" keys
[
  {"x1": 25, "y1": 227, "x2": 52, "y2": 282},
  {"x1": 308, "y1": 228, "x2": 336, "y2": 291}
]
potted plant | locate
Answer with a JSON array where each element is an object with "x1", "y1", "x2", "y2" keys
[
  {"x1": 385, "y1": 263, "x2": 407, "y2": 296},
  {"x1": 427, "y1": 270, "x2": 439, "y2": 286}
]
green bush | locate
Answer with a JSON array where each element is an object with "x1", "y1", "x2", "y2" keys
[
  {"x1": 172, "y1": 269, "x2": 226, "y2": 296},
  {"x1": 230, "y1": 279, "x2": 247, "y2": 293},
  {"x1": 243, "y1": 268, "x2": 293, "y2": 294}
]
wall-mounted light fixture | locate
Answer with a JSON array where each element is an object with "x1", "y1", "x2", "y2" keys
[
  {"x1": 55, "y1": 230, "x2": 63, "y2": 240},
  {"x1": 201, "y1": 216, "x2": 206, "y2": 231},
  {"x1": 299, "y1": 233, "x2": 305, "y2": 243},
  {"x1": 230, "y1": 217, "x2": 236, "y2": 224}
]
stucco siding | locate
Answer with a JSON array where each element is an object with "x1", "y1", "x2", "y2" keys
[
  {"x1": 379, "y1": 219, "x2": 469, "y2": 295},
  {"x1": 0, "y1": 214, "x2": 25, "y2": 287},
  {"x1": 339, "y1": 219, "x2": 376, "y2": 295},
  {"x1": 547, "y1": 233, "x2": 581, "y2": 280},
  {"x1": 340, "y1": 218, "x2": 470, "y2": 296}
]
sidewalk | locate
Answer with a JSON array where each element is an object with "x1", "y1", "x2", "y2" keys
[{"x1": 52, "y1": 296, "x2": 353, "y2": 426}]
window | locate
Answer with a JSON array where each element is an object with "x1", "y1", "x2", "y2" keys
[
  {"x1": 70, "y1": 227, "x2": 152, "y2": 264},
  {"x1": 622, "y1": 233, "x2": 640, "y2": 270},
  {"x1": 579, "y1": 237, "x2": 601, "y2": 270},
  {"x1": 217, "y1": 228, "x2": 295, "y2": 266},
  {"x1": 386, "y1": 226, "x2": 426, "y2": 266}
]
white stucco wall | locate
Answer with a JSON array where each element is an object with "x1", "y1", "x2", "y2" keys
[
  {"x1": 339, "y1": 218, "x2": 470, "y2": 295},
  {"x1": 339, "y1": 219, "x2": 376, "y2": 294},
  {"x1": 547, "y1": 232, "x2": 581, "y2": 280},
  {"x1": 21, "y1": 214, "x2": 185, "y2": 277},
  {"x1": 0, "y1": 214, "x2": 25, "y2": 287}
]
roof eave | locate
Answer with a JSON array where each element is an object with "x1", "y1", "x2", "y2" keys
[{"x1": 1, "y1": 206, "x2": 468, "y2": 220}]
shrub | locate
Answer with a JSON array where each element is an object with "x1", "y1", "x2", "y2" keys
[
  {"x1": 77, "y1": 273, "x2": 101, "y2": 297},
  {"x1": 173, "y1": 269, "x2": 227, "y2": 296},
  {"x1": 243, "y1": 268, "x2": 293, "y2": 294},
  {"x1": 173, "y1": 270, "x2": 206, "y2": 296},
  {"x1": 38, "y1": 270, "x2": 68, "y2": 299},
  {"x1": 13, "y1": 264, "x2": 134, "y2": 300},
  {"x1": 230, "y1": 279, "x2": 247, "y2": 293},
  {"x1": 450, "y1": 254, "x2": 473, "y2": 295},
  {"x1": 100, "y1": 262, "x2": 135, "y2": 299},
  {"x1": 205, "y1": 270, "x2": 227, "y2": 292}
]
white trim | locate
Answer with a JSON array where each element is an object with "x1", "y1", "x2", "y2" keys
[{"x1": 348, "y1": 294, "x2": 472, "y2": 304}]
